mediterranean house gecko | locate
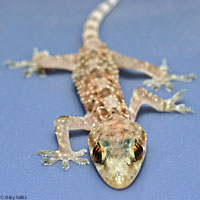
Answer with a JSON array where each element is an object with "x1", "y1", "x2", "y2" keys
[{"x1": 5, "y1": 0, "x2": 196, "y2": 189}]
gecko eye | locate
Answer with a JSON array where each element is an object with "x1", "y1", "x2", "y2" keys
[
  {"x1": 133, "y1": 141, "x2": 143, "y2": 161},
  {"x1": 127, "y1": 140, "x2": 143, "y2": 162},
  {"x1": 93, "y1": 142, "x2": 106, "y2": 164}
]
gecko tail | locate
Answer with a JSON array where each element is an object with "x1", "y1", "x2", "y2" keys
[{"x1": 82, "y1": 0, "x2": 120, "y2": 45}]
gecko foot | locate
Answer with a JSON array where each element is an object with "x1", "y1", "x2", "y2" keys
[
  {"x1": 143, "y1": 59, "x2": 197, "y2": 92},
  {"x1": 4, "y1": 48, "x2": 48, "y2": 78},
  {"x1": 37, "y1": 148, "x2": 89, "y2": 170},
  {"x1": 164, "y1": 89, "x2": 194, "y2": 114}
]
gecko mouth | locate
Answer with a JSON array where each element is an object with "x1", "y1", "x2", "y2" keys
[
  {"x1": 93, "y1": 152, "x2": 141, "y2": 189},
  {"x1": 104, "y1": 174, "x2": 134, "y2": 189},
  {"x1": 99, "y1": 156, "x2": 137, "y2": 189}
]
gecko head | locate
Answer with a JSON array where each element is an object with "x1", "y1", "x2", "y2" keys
[{"x1": 88, "y1": 115, "x2": 147, "y2": 189}]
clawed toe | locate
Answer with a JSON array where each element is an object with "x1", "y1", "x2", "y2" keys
[
  {"x1": 42, "y1": 157, "x2": 59, "y2": 166},
  {"x1": 4, "y1": 49, "x2": 48, "y2": 78},
  {"x1": 76, "y1": 149, "x2": 88, "y2": 156},
  {"x1": 175, "y1": 104, "x2": 194, "y2": 114},
  {"x1": 72, "y1": 157, "x2": 90, "y2": 165},
  {"x1": 185, "y1": 73, "x2": 197, "y2": 81},
  {"x1": 37, "y1": 148, "x2": 89, "y2": 170},
  {"x1": 143, "y1": 79, "x2": 162, "y2": 91},
  {"x1": 170, "y1": 73, "x2": 197, "y2": 82},
  {"x1": 160, "y1": 58, "x2": 169, "y2": 71},
  {"x1": 165, "y1": 90, "x2": 194, "y2": 114},
  {"x1": 170, "y1": 89, "x2": 186, "y2": 103},
  {"x1": 62, "y1": 159, "x2": 70, "y2": 170},
  {"x1": 4, "y1": 59, "x2": 29, "y2": 69},
  {"x1": 165, "y1": 82, "x2": 174, "y2": 92},
  {"x1": 36, "y1": 150, "x2": 58, "y2": 157}
]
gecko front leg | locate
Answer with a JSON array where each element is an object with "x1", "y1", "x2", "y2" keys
[
  {"x1": 4, "y1": 48, "x2": 78, "y2": 77},
  {"x1": 111, "y1": 51, "x2": 196, "y2": 92},
  {"x1": 129, "y1": 87, "x2": 193, "y2": 121},
  {"x1": 37, "y1": 115, "x2": 93, "y2": 170}
]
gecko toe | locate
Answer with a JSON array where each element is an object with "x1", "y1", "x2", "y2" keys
[
  {"x1": 62, "y1": 159, "x2": 70, "y2": 170},
  {"x1": 72, "y1": 157, "x2": 90, "y2": 165},
  {"x1": 37, "y1": 149, "x2": 58, "y2": 157},
  {"x1": 175, "y1": 104, "x2": 194, "y2": 114},
  {"x1": 76, "y1": 149, "x2": 88, "y2": 156},
  {"x1": 165, "y1": 82, "x2": 174, "y2": 92},
  {"x1": 41, "y1": 157, "x2": 59, "y2": 166},
  {"x1": 37, "y1": 148, "x2": 89, "y2": 170}
]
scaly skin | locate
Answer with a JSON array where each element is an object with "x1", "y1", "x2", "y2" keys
[
  {"x1": 74, "y1": 47, "x2": 147, "y2": 189},
  {"x1": 5, "y1": 0, "x2": 196, "y2": 189}
]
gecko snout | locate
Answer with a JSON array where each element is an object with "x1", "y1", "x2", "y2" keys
[{"x1": 88, "y1": 115, "x2": 147, "y2": 189}]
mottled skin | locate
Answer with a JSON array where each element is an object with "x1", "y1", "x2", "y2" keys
[
  {"x1": 74, "y1": 47, "x2": 129, "y2": 119},
  {"x1": 88, "y1": 115, "x2": 146, "y2": 189},
  {"x1": 74, "y1": 47, "x2": 147, "y2": 188},
  {"x1": 5, "y1": 0, "x2": 196, "y2": 189}
]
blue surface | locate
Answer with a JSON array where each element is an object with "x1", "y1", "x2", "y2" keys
[{"x1": 0, "y1": 0, "x2": 200, "y2": 199}]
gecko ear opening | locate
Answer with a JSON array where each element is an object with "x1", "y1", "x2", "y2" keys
[{"x1": 93, "y1": 142, "x2": 106, "y2": 164}]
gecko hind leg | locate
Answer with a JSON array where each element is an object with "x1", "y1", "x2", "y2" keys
[{"x1": 37, "y1": 116, "x2": 90, "y2": 170}]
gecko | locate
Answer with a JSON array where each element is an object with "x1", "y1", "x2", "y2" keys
[{"x1": 5, "y1": 0, "x2": 196, "y2": 189}]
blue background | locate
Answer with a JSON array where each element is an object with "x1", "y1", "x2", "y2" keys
[{"x1": 0, "y1": 0, "x2": 199, "y2": 199}]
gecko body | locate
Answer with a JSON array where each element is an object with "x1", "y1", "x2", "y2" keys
[
  {"x1": 74, "y1": 47, "x2": 146, "y2": 188},
  {"x1": 5, "y1": 0, "x2": 196, "y2": 189}
]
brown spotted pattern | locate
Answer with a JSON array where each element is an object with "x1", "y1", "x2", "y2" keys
[
  {"x1": 5, "y1": 0, "x2": 195, "y2": 191},
  {"x1": 73, "y1": 48, "x2": 130, "y2": 121}
]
